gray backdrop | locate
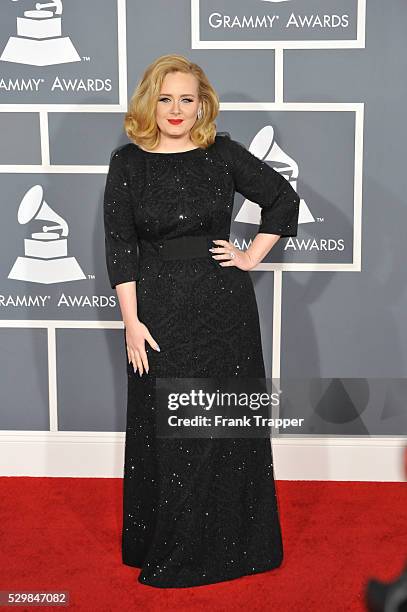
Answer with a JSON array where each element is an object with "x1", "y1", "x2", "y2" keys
[{"x1": 0, "y1": 0, "x2": 406, "y2": 437}]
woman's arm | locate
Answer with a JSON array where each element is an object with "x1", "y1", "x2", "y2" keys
[
  {"x1": 225, "y1": 134, "x2": 300, "y2": 239},
  {"x1": 103, "y1": 146, "x2": 159, "y2": 375},
  {"x1": 211, "y1": 134, "x2": 300, "y2": 269},
  {"x1": 103, "y1": 146, "x2": 141, "y2": 289},
  {"x1": 103, "y1": 146, "x2": 141, "y2": 326}
]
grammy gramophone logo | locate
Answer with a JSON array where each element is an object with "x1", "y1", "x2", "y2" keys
[
  {"x1": 8, "y1": 185, "x2": 86, "y2": 285},
  {"x1": 0, "y1": 0, "x2": 81, "y2": 66},
  {"x1": 233, "y1": 125, "x2": 312, "y2": 229}
]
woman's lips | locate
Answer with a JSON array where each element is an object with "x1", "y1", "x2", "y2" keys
[{"x1": 168, "y1": 119, "x2": 183, "y2": 125}]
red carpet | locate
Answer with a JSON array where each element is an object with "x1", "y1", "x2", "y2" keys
[{"x1": 0, "y1": 478, "x2": 405, "y2": 611}]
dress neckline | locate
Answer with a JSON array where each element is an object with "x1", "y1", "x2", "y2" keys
[{"x1": 132, "y1": 143, "x2": 204, "y2": 156}]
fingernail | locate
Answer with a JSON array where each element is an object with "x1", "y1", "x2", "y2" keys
[
  {"x1": 139, "y1": 371, "x2": 142, "y2": 377},
  {"x1": 156, "y1": 344, "x2": 160, "y2": 351}
]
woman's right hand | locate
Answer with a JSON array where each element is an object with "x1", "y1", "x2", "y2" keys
[{"x1": 125, "y1": 320, "x2": 160, "y2": 376}]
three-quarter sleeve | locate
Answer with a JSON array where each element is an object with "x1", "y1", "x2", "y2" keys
[
  {"x1": 103, "y1": 146, "x2": 140, "y2": 289},
  {"x1": 221, "y1": 134, "x2": 300, "y2": 237}
]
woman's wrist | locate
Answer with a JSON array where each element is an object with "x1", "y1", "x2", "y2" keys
[
  {"x1": 245, "y1": 233, "x2": 281, "y2": 268},
  {"x1": 124, "y1": 316, "x2": 140, "y2": 328},
  {"x1": 244, "y1": 249, "x2": 260, "y2": 269}
]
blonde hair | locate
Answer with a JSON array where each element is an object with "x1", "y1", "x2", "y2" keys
[{"x1": 124, "y1": 54, "x2": 220, "y2": 150}]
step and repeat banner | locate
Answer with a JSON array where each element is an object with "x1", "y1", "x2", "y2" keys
[{"x1": 0, "y1": 0, "x2": 406, "y2": 445}]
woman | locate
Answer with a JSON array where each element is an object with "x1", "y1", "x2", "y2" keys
[{"x1": 103, "y1": 54, "x2": 300, "y2": 588}]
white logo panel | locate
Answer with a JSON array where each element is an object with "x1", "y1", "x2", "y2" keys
[
  {"x1": 1, "y1": 1, "x2": 81, "y2": 66},
  {"x1": 0, "y1": 0, "x2": 126, "y2": 109},
  {"x1": 192, "y1": 0, "x2": 366, "y2": 49},
  {"x1": 8, "y1": 184, "x2": 86, "y2": 284},
  {"x1": 0, "y1": 172, "x2": 118, "y2": 318},
  {"x1": 227, "y1": 106, "x2": 363, "y2": 271}
]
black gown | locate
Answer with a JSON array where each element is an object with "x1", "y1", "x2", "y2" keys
[{"x1": 103, "y1": 132, "x2": 300, "y2": 588}]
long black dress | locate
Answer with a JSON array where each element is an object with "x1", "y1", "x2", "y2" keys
[{"x1": 103, "y1": 132, "x2": 300, "y2": 588}]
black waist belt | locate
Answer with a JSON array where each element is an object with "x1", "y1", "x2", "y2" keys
[{"x1": 157, "y1": 234, "x2": 228, "y2": 261}]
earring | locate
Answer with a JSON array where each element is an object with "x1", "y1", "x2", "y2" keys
[{"x1": 197, "y1": 107, "x2": 203, "y2": 120}]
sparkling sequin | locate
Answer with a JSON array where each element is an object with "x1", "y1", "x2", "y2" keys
[{"x1": 102, "y1": 133, "x2": 299, "y2": 588}]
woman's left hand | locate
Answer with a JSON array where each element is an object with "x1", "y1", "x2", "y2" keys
[{"x1": 209, "y1": 239, "x2": 254, "y2": 271}]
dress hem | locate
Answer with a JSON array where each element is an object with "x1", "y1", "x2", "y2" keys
[{"x1": 123, "y1": 557, "x2": 283, "y2": 589}]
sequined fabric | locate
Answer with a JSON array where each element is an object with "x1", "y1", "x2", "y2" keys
[{"x1": 103, "y1": 133, "x2": 300, "y2": 588}]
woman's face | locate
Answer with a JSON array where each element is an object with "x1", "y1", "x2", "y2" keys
[{"x1": 155, "y1": 71, "x2": 201, "y2": 141}]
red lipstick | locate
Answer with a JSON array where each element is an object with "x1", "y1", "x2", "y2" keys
[{"x1": 168, "y1": 119, "x2": 183, "y2": 125}]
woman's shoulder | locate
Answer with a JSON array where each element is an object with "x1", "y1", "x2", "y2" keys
[
  {"x1": 215, "y1": 131, "x2": 247, "y2": 152},
  {"x1": 108, "y1": 142, "x2": 138, "y2": 163},
  {"x1": 214, "y1": 131, "x2": 232, "y2": 148},
  {"x1": 214, "y1": 131, "x2": 248, "y2": 164}
]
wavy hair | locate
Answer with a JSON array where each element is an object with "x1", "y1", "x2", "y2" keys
[{"x1": 124, "y1": 54, "x2": 219, "y2": 150}]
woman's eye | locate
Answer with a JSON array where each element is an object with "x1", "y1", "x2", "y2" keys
[{"x1": 159, "y1": 98, "x2": 194, "y2": 103}]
